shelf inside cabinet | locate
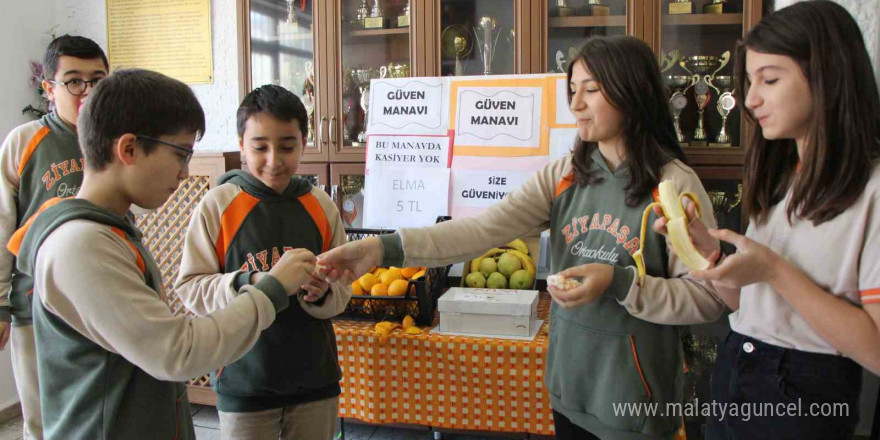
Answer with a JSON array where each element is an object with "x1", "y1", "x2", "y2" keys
[
  {"x1": 548, "y1": 15, "x2": 627, "y2": 28},
  {"x1": 683, "y1": 146, "x2": 744, "y2": 166},
  {"x1": 663, "y1": 13, "x2": 743, "y2": 26},
  {"x1": 349, "y1": 27, "x2": 410, "y2": 38}
]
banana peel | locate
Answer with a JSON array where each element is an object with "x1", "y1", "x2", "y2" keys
[
  {"x1": 505, "y1": 239, "x2": 529, "y2": 255},
  {"x1": 634, "y1": 180, "x2": 710, "y2": 285}
]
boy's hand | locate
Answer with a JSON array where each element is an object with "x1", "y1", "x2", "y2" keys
[
  {"x1": 317, "y1": 237, "x2": 382, "y2": 284},
  {"x1": 301, "y1": 274, "x2": 330, "y2": 303},
  {"x1": 0, "y1": 322, "x2": 9, "y2": 350},
  {"x1": 269, "y1": 248, "x2": 317, "y2": 295}
]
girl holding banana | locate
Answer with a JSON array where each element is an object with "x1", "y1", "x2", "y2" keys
[
  {"x1": 319, "y1": 35, "x2": 728, "y2": 440},
  {"x1": 652, "y1": 2, "x2": 880, "y2": 439}
]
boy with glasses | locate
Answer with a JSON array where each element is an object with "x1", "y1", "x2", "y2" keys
[
  {"x1": 0, "y1": 35, "x2": 107, "y2": 440},
  {"x1": 8, "y1": 68, "x2": 319, "y2": 440}
]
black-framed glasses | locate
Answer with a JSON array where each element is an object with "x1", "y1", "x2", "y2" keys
[
  {"x1": 137, "y1": 135, "x2": 194, "y2": 165},
  {"x1": 49, "y1": 77, "x2": 104, "y2": 96}
]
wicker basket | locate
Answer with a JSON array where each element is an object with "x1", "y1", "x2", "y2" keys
[{"x1": 341, "y1": 218, "x2": 451, "y2": 326}]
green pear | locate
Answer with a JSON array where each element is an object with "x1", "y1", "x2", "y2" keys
[
  {"x1": 509, "y1": 269, "x2": 533, "y2": 290},
  {"x1": 465, "y1": 271, "x2": 487, "y2": 288},
  {"x1": 497, "y1": 253, "x2": 522, "y2": 277},
  {"x1": 479, "y1": 258, "x2": 498, "y2": 277},
  {"x1": 486, "y1": 272, "x2": 508, "y2": 289}
]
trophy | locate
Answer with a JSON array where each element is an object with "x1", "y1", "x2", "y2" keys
[
  {"x1": 365, "y1": 0, "x2": 386, "y2": 29},
  {"x1": 396, "y1": 0, "x2": 410, "y2": 27},
  {"x1": 555, "y1": 0, "x2": 575, "y2": 17},
  {"x1": 711, "y1": 75, "x2": 736, "y2": 146},
  {"x1": 384, "y1": 62, "x2": 410, "y2": 78},
  {"x1": 703, "y1": 0, "x2": 735, "y2": 14},
  {"x1": 353, "y1": 0, "x2": 370, "y2": 28},
  {"x1": 302, "y1": 61, "x2": 316, "y2": 142},
  {"x1": 665, "y1": 75, "x2": 690, "y2": 145},
  {"x1": 583, "y1": 0, "x2": 610, "y2": 16},
  {"x1": 669, "y1": 0, "x2": 693, "y2": 14},
  {"x1": 473, "y1": 16, "x2": 501, "y2": 75},
  {"x1": 708, "y1": 184, "x2": 743, "y2": 227},
  {"x1": 354, "y1": 68, "x2": 377, "y2": 142},
  {"x1": 441, "y1": 24, "x2": 473, "y2": 76},
  {"x1": 680, "y1": 51, "x2": 730, "y2": 146}
]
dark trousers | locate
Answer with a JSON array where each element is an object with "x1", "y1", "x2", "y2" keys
[
  {"x1": 705, "y1": 331, "x2": 862, "y2": 440},
  {"x1": 553, "y1": 410, "x2": 601, "y2": 440}
]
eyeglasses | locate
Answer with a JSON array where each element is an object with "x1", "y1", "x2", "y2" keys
[
  {"x1": 137, "y1": 135, "x2": 194, "y2": 165},
  {"x1": 49, "y1": 77, "x2": 104, "y2": 96}
]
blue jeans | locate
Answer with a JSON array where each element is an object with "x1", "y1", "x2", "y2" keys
[{"x1": 705, "y1": 331, "x2": 861, "y2": 440}]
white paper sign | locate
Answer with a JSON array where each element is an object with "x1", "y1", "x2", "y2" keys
[
  {"x1": 364, "y1": 167, "x2": 450, "y2": 228},
  {"x1": 454, "y1": 87, "x2": 542, "y2": 148},
  {"x1": 450, "y1": 168, "x2": 531, "y2": 210},
  {"x1": 555, "y1": 78, "x2": 576, "y2": 125},
  {"x1": 366, "y1": 135, "x2": 450, "y2": 169},
  {"x1": 368, "y1": 77, "x2": 449, "y2": 135}
]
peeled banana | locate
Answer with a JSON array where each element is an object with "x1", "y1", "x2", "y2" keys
[{"x1": 633, "y1": 180, "x2": 710, "y2": 284}]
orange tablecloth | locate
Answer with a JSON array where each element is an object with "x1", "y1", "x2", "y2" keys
[{"x1": 333, "y1": 293, "x2": 556, "y2": 436}]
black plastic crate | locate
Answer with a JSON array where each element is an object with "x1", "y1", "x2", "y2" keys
[{"x1": 340, "y1": 217, "x2": 451, "y2": 326}]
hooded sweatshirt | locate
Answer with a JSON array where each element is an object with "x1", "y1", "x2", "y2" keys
[
  {"x1": 379, "y1": 151, "x2": 724, "y2": 440},
  {"x1": 175, "y1": 170, "x2": 352, "y2": 412},
  {"x1": 9, "y1": 198, "x2": 289, "y2": 440},
  {"x1": 0, "y1": 111, "x2": 84, "y2": 325}
]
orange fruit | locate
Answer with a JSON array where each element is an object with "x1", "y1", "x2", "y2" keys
[
  {"x1": 351, "y1": 281, "x2": 364, "y2": 295},
  {"x1": 358, "y1": 273, "x2": 378, "y2": 292},
  {"x1": 371, "y1": 282, "x2": 389, "y2": 296},
  {"x1": 374, "y1": 267, "x2": 387, "y2": 277},
  {"x1": 400, "y1": 267, "x2": 420, "y2": 279},
  {"x1": 411, "y1": 270, "x2": 426, "y2": 280},
  {"x1": 379, "y1": 267, "x2": 402, "y2": 285},
  {"x1": 388, "y1": 279, "x2": 409, "y2": 297}
]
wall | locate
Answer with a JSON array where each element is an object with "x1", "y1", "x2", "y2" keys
[
  {"x1": 0, "y1": 0, "x2": 59, "y2": 413},
  {"x1": 773, "y1": 0, "x2": 880, "y2": 84},
  {"x1": 54, "y1": 0, "x2": 241, "y2": 152}
]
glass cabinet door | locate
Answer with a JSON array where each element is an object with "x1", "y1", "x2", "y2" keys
[
  {"x1": 331, "y1": 0, "x2": 413, "y2": 161},
  {"x1": 439, "y1": 0, "x2": 517, "y2": 77},
  {"x1": 656, "y1": 0, "x2": 749, "y2": 152},
  {"x1": 245, "y1": 0, "x2": 323, "y2": 159},
  {"x1": 545, "y1": 0, "x2": 631, "y2": 73}
]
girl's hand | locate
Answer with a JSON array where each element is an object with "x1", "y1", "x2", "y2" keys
[
  {"x1": 547, "y1": 263, "x2": 614, "y2": 309},
  {"x1": 652, "y1": 196, "x2": 721, "y2": 264},
  {"x1": 689, "y1": 229, "x2": 782, "y2": 288}
]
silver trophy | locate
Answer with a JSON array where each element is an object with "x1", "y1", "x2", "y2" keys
[
  {"x1": 364, "y1": 0, "x2": 385, "y2": 28},
  {"x1": 354, "y1": 0, "x2": 369, "y2": 27},
  {"x1": 713, "y1": 76, "x2": 735, "y2": 146},
  {"x1": 355, "y1": 68, "x2": 377, "y2": 143},
  {"x1": 665, "y1": 75, "x2": 690, "y2": 145},
  {"x1": 473, "y1": 16, "x2": 501, "y2": 75}
]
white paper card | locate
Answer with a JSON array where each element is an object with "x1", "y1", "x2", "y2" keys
[{"x1": 363, "y1": 167, "x2": 450, "y2": 228}]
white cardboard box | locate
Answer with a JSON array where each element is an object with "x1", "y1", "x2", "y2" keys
[{"x1": 438, "y1": 287, "x2": 539, "y2": 336}]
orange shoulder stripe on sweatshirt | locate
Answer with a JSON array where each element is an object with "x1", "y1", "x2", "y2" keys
[
  {"x1": 861, "y1": 288, "x2": 880, "y2": 305},
  {"x1": 17, "y1": 126, "x2": 50, "y2": 176},
  {"x1": 6, "y1": 197, "x2": 66, "y2": 257},
  {"x1": 110, "y1": 227, "x2": 146, "y2": 276},
  {"x1": 215, "y1": 191, "x2": 260, "y2": 269},
  {"x1": 298, "y1": 192, "x2": 332, "y2": 253},
  {"x1": 554, "y1": 172, "x2": 575, "y2": 199},
  {"x1": 652, "y1": 187, "x2": 660, "y2": 203}
]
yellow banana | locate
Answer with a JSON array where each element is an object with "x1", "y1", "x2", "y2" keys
[
  {"x1": 633, "y1": 180, "x2": 710, "y2": 284},
  {"x1": 505, "y1": 249, "x2": 536, "y2": 279},
  {"x1": 505, "y1": 239, "x2": 529, "y2": 255},
  {"x1": 470, "y1": 248, "x2": 508, "y2": 273}
]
